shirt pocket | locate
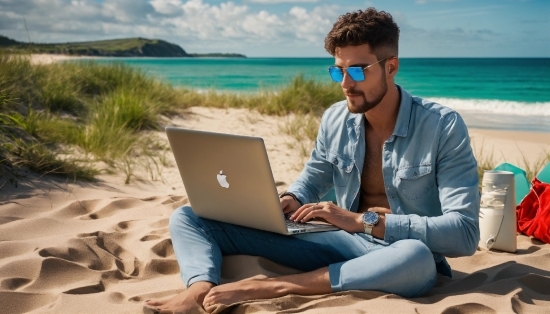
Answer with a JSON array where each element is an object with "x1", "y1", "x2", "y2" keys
[
  {"x1": 327, "y1": 152, "x2": 353, "y2": 187},
  {"x1": 396, "y1": 164, "x2": 436, "y2": 200}
]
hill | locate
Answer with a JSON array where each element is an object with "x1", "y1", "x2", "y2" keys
[{"x1": 0, "y1": 35, "x2": 246, "y2": 58}]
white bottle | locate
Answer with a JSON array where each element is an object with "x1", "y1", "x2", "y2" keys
[{"x1": 479, "y1": 170, "x2": 517, "y2": 253}]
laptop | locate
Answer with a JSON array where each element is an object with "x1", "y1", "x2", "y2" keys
[{"x1": 165, "y1": 127, "x2": 339, "y2": 235}]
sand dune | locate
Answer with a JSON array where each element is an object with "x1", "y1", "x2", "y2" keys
[{"x1": 1, "y1": 107, "x2": 549, "y2": 313}]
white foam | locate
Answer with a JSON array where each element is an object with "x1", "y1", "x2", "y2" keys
[{"x1": 428, "y1": 98, "x2": 550, "y2": 117}]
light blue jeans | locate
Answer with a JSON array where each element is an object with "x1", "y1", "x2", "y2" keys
[{"x1": 170, "y1": 206, "x2": 437, "y2": 298}]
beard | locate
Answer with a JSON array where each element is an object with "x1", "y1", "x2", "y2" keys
[{"x1": 346, "y1": 71, "x2": 388, "y2": 114}]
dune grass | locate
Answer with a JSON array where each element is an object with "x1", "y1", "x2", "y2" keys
[
  {"x1": 0, "y1": 53, "x2": 341, "y2": 185},
  {"x1": 0, "y1": 53, "x2": 186, "y2": 184}
]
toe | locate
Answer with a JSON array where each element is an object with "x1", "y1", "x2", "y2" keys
[{"x1": 145, "y1": 300, "x2": 163, "y2": 306}]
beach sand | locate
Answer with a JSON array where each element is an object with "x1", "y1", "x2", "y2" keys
[
  {"x1": 29, "y1": 54, "x2": 96, "y2": 65},
  {"x1": 1, "y1": 107, "x2": 550, "y2": 314}
]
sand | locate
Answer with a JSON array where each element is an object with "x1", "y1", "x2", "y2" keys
[
  {"x1": 29, "y1": 54, "x2": 96, "y2": 65},
  {"x1": 1, "y1": 107, "x2": 550, "y2": 314}
]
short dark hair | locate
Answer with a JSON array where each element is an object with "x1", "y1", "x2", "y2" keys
[{"x1": 324, "y1": 8, "x2": 400, "y2": 59}]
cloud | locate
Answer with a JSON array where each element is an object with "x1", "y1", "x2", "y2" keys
[
  {"x1": 10, "y1": 1, "x2": 438, "y2": 56},
  {"x1": 6, "y1": 0, "x2": 539, "y2": 57},
  {"x1": 150, "y1": 0, "x2": 184, "y2": 15},
  {"x1": 0, "y1": 0, "x2": 342, "y2": 55},
  {"x1": 287, "y1": 6, "x2": 334, "y2": 42}
]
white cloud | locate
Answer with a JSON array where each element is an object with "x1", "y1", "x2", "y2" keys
[
  {"x1": 150, "y1": 0, "x2": 184, "y2": 15},
  {"x1": 0, "y1": 0, "x2": 342, "y2": 55},
  {"x1": 287, "y1": 6, "x2": 333, "y2": 43},
  {"x1": 146, "y1": 1, "x2": 336, "y2": 45}
]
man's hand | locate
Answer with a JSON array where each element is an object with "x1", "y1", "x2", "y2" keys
[
  {"x1": 280, "y1": 196, "x2": 301, "y2": 214},
  {"x1": 289, "y1": 202, "x2": 363, "y2": 233}
]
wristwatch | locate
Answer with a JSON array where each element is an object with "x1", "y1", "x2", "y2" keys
[{"x1": 362, "y1": 211, "x2": 380, "y2": 235}]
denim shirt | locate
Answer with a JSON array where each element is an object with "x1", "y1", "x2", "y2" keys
[{"x1": 288, "y1": 85, "x2": 480, "y2": 277}]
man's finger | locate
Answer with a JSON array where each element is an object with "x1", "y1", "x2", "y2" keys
[
  {"x1": 297, "y1": 204, "x2": 324, "y2": 222},
  {"x1": 292, "y1": 205, "x2": 315, "y2": 222},
  {"x1": 204, "y1": 302, "x2": 217, "y2": 313},
  {"x1": 290, "y1": 204, "x2": 310, "y2": 219}
]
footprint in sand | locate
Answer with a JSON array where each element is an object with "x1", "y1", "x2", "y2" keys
[
  {"x1": 0, "y1": 277, "x2": 32, "y2": 290},
  {"x1": 140, "y1": 234, "x2": 163, "y2": 241},
  {"x1": 144, "y1": 259, "x2": 180, "y2": 276},
  {"x1": 63, "y1": 281, "x2": 105, "y2": 294},
  {"x1": 38, "y1": 238, "x2": 112, "y2": 271},
  {"x1": 137, "y1": 195, "x2": 188, "y2": 207},
  {"x1": 160, "y1": 195, "x2": 188, "y2": 206},
  {"x1": 75, "y1": 231, "x2": 141, "y2": 276},
  {"x1": 140, "y1": 227, "x2": 169, "y2": 242},
  {"x1": 150, "y1": 239, "x2": 174, "y2": 258},
  {"x1": 85, "y1": 198, "x2": 150, "y2": 220},
  {"x1": 24, "y1": 257, "x2": 103, "y2": 294},
  {"x1": 56, "y1": 198, "x2": 158, "y2": 220},
  {"x1": 441, "y1": 303, "x2": 496, "y2": 314},
  {"x1": 116, "y1": 220, "x2": 138, "y2": 231}
]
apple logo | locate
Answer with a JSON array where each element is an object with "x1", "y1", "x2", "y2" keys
[{"x1": 217, "y1": 170, "x2": 229, "y2": 188}]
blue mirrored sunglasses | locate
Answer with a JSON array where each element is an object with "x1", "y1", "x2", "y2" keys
[{"x1": 328, "y1": 56, "x2": 392, "y2": 82}]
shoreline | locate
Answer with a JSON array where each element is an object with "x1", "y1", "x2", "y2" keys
[{"x1": 28, "y1": 53, "x2": 550, "y2": 135}]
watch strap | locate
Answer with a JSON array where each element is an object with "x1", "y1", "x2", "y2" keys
[{"x1": 364, "y1": 224, "x2": 374, "y2": 235}]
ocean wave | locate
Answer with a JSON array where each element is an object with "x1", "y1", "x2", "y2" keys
[{"x1": 429, "y1": 98, "x2": 550, "y2": 117}]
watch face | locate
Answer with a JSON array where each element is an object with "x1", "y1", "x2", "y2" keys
[{"x1": 363, "y1": 211, "x2": 379, "y2": 225}]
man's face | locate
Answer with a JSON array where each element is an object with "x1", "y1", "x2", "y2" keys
[{"x1": 334, "y1": 45, "x2": 388, "y2": 114}]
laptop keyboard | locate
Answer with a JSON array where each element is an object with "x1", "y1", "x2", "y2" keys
[{"x1": 285, "y1": 217, "x2": 322, "y2": 230}]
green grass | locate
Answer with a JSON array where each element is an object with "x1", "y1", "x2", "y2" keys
[
  {"x1": 0, "y1": 53, "x2": 186, "y2": 185},
  {"x1": 279, "y1": 113, "x2": 321, "y2": 167},
  {"x1": 0, "y1": 53, "x2": 342, "y2": 186}
]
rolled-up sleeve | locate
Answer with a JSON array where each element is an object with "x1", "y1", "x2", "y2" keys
[
  {"x1": 384, "y1": 112, "x2": 480, "y2": 257},
  {"x1": 288, "y1": 112, "x2": 334, "y2": 205}
]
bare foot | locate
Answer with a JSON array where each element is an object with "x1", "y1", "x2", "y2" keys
[
  {"x1": 145, "y1": 281, "x2": 214, "y2": 314},
  {"x1": 202, "y1": 278, "x2": 285, "y2": 312}
]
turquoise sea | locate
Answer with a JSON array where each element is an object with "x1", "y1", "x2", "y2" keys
[{"x1": 93, "y1": 58, "x2": 550, "y2": 132}]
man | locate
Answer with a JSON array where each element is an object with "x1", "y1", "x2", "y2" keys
[{"x1": 146, "y1": 8, "x2": 480, "y2": 313}]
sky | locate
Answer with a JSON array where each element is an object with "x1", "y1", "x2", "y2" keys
[{"x1": 0, "y1": 0, "x2": 548, "y2": 57}]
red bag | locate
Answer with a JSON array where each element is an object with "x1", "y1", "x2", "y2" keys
[{"x1": 516, "y1": 178, "x2": 550, "y2": 243}]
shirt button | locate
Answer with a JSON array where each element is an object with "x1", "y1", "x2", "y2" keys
[{"x1": 390, "y1": 195, "x2": 395, "y2": 199}]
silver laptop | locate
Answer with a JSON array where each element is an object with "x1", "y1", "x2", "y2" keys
[{"x1": 165, "y1": 127, "x2": 338, "y2": 235}]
